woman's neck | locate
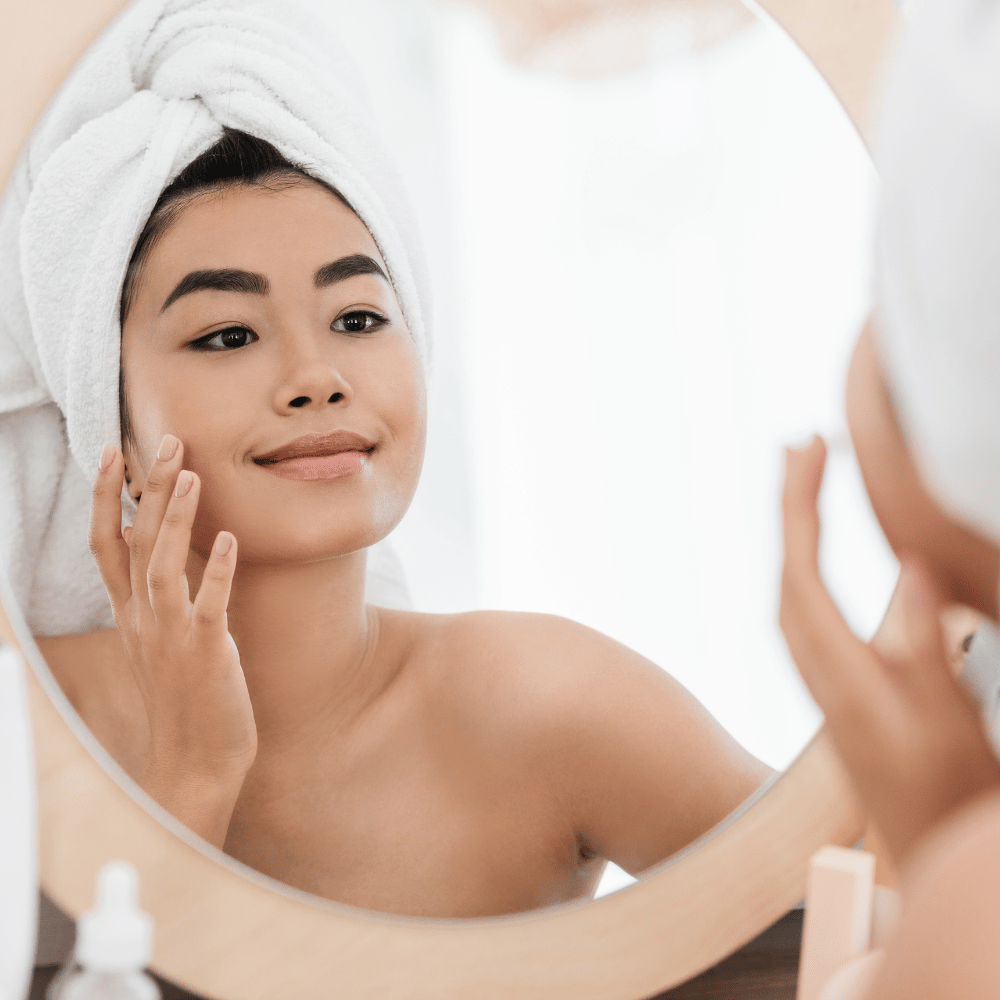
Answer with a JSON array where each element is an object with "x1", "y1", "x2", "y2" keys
[{"x1": 186, "y1": 547, "x2": 392, "y2": 753}]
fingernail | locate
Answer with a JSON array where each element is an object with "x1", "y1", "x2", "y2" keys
[
  {"x1": 174, "y1": 470, "x2": 194, "y2": 498},
  {"x1": 99, "y1": 444, "x2": 115, "y2": 472},
  {"x1": 788, "y1": 433, "x2": 819, "y2": 453},
  {"x1": 157, "y1": 434, "x2": 179, "y2": 462},
  {"x1": 215, "y1": 532, "x2": 233, "y2": 557}
]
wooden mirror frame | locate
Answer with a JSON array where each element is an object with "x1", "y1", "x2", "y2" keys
[{"x1": 0, "y1": 0, "x2": 898, "y2": 995}]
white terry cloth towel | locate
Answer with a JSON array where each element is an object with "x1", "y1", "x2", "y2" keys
[
  {"x1": 874, "y1": 0, "x2": 1000, "y2": 543},
  {"x1": 0, "y1": 0, "x2": 432, "y2": 636}
]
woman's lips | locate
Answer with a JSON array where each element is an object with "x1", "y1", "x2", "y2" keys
[
  {"x1": 252, "y1": 430, "x2": 376, "y2": 480},
  {"x1": 259, "y1": 451, "x2": 367, "y2": 481}
]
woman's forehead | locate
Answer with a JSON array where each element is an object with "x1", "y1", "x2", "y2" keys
[{"x1": 143, "y1": 181, "x2": 385, "y2": 296}]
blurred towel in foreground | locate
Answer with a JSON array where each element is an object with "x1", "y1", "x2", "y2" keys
[{"x1": 875, "y1": 0, "x2": 1000, "y2": 542}]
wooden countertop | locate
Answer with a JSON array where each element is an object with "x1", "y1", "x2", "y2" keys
[{"x1": 655, "y1": 909, "x2": 801, "y2": 999}]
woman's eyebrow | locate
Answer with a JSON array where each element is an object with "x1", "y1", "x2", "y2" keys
[
  {"x1": 159, "y1": 254, "x2": 388, "y2": 313},
  {"x1": 161, "y1": 268, "x2": 268, "y2": 312},
  {"x1": 314, "y1": 254, "x2": 388, "y2": 288}
]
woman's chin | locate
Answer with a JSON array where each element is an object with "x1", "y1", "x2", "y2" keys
[
  {"x1": 190, "y1": 491, "x2": 409, "y2": 568},
  {"x1": 226, "y1": 525, "x2": 392, "y2": 569}
]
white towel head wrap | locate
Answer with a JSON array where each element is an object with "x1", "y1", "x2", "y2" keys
[
  {"x1": 0, "y1": 0, "x2": 430, "y2": 633},
  {"x1": 875, "y1": 0, "x2": 1000, "y2": 542}
]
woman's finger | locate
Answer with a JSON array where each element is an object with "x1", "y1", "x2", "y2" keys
[
  {"x1": 87, "y1": 444, "x2": 132, "y2": 608},
  {"x1": 191, "y1": 532, "x2": 237, "y2": 636},
  {"x1": 779, "y1": 438, "x2": 889, "y2": 717},
  {"x1": 145, "y1": 470, "x2": 201, "y2": 622},
  {"x1": 128, "y1": 434, "x2": 185, "y2": 611},
  {"x1": 780, "y1": 436, "x2": 826, "y2": 576}
]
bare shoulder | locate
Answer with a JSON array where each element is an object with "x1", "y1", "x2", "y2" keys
[
  {"x1": 872, "y1": 791, "x2": 1000, "y2": 998},
  {"x1": 394, "y1": 608, "x2": 663, "y2": 722},
  {"x1": 393, "y1": 608, "x2": 739, "y2": 762}
]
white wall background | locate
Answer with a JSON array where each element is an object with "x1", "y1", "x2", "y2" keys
[{"x1": 304, "y1": 0, "x2": 898, "y2": 895}]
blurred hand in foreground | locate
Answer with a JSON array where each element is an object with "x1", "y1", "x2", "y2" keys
[{"x1": 779, "y1": 436, "x2": 1000, "y2": 866}]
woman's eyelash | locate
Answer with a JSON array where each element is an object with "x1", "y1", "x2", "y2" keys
[
  {"x1": 190, "y1": 312, "x2": 385, "y2": 350},
  {"x1": 333, "y1": 310, "x2": 387, "y2": 334},
  {"x1": 191, "y1": 326, "x2": 258, "y2": 351}
]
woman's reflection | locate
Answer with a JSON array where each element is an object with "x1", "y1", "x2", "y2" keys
[{"x1": 40, "y1": 127, "x2": 770, "y2": 917}]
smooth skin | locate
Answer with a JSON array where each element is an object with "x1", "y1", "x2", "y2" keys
[
  {"x1": 779, "y1": 317, "x2": 1000, "y2": 998},
  {"x1": 38, "y1": 178, "x2": 771, "y2": 918}
]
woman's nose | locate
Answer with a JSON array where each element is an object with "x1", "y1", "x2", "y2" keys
[{"x1": 273, "y1": 338, "x2": 353, "y2": 413}]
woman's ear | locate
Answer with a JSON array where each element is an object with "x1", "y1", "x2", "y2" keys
[{"x1": 847, "y1": 318, "x2": 1000, "y2": 620}]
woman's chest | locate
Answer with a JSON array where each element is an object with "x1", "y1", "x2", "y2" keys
[{"x1": 222, "y1": 732, "x2": 601, "y2": 917}]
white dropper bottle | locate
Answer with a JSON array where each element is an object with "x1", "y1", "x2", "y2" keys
[{"x1": 57, "y1": 861, "x2": 160, "y2": 1000}]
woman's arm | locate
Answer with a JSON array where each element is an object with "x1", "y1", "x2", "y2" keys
[
  {"x1": 549, "y1": 621, "x2": 773, "y2": 872},
  {"x1": 35, "y1": 622, "x2": 249, "y2": 849},
  {"x1": 35, "y1": 627, "x2": 148, "y2": 778},
  {"x1": 463, "y1": 611, "x2": 774, "y2": 874},
  {"x1": 75, "y1": 438, "x2": 257, "y2": 849}
]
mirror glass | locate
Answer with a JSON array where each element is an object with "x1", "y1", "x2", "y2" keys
[{"x1": 4, "y1": 0, "x2": 895, "y2": 918}]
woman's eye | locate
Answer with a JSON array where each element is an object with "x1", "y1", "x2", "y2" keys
[
  {"x1": 333, "y1": 311, "x2": 386, "y2": 334},
  {"x1": 192, "y1": 326, "x2": 258, "y2": 351}
]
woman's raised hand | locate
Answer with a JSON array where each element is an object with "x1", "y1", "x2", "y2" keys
[
  {"x1": 88, "y1": 434, "x2": 257, "y2": 848},
  {"x1": 779, "y1": 436, "x2": 1000, "y2": 869}
]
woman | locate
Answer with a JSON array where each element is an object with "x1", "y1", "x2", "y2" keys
[
  {"x1": 37, "y1": 127, "x2": 771, "y2": 918},
  {"x1": 778, "y1": 0, "x2": 1000, "y2": 992}
]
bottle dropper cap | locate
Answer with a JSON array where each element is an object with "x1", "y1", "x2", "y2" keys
[{"x1": 76, "y1": 861, "x2": 153, "y2": 973}]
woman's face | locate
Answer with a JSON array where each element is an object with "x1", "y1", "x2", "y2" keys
[
  {"x1": 120, "y1": 179, "x2": 427, "y2": 565},
  {"x1": 846, "y1": 322, "x2": 999, "y2": 618}
]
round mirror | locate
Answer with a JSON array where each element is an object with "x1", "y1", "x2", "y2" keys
[{"x1": 0, "y1": 0, "x2": 896, "y2": 995}]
